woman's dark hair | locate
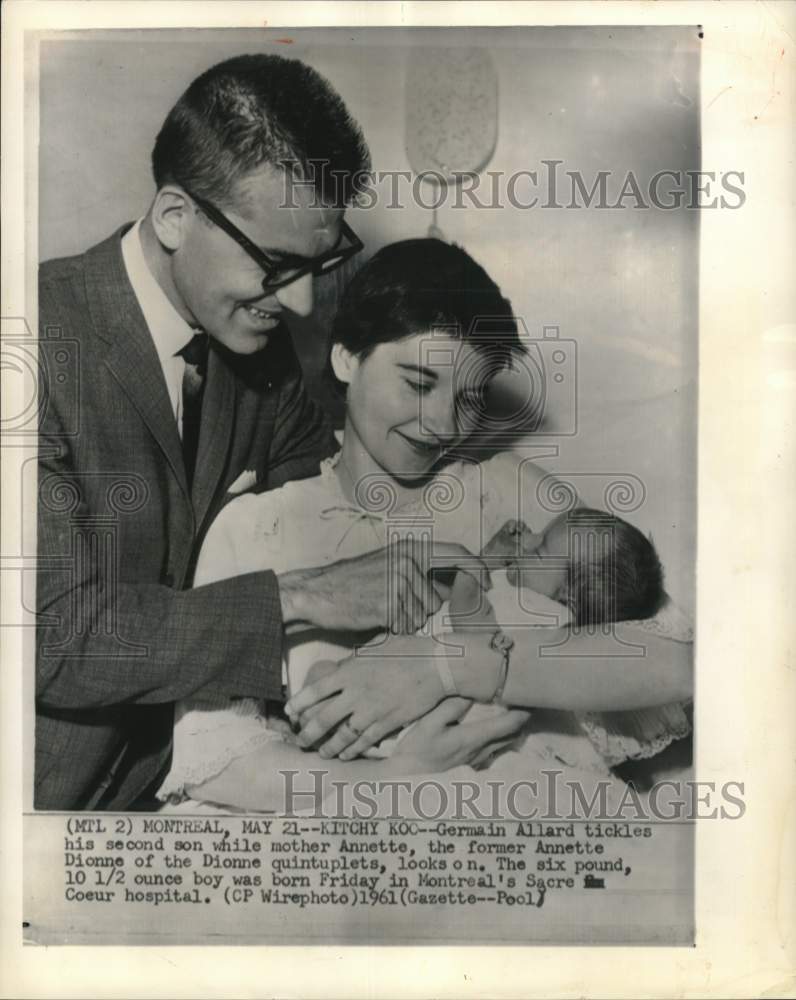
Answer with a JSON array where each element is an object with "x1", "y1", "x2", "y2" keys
[
  {"x1": 331, "y1": 238, "x2": 522, "y2": 379},
  {"x1": 563, "y1": 508, "x2": 665, "y2": 626},
  {"x1": 152, "y1": 54, "x2": 370, "y2": 209}
]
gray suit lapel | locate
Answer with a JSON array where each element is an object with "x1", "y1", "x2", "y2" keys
[{"x1": 84, "y1": 228, "x2": 190, "y2": 500}]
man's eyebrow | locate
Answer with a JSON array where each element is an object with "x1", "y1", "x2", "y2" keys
[
  {"x1": 258, "y1": 228, "x2": 345, "y2": 263},
  {"x1": 396, "y1": 363, "x2": 439, "y2": 380}
]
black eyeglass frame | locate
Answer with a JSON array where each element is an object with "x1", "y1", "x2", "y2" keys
[{"x1": 181, "y1": 184, "x2": 363, "y2": 294}]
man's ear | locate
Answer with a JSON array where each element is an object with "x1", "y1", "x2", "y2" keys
[
  {"x1": 150, "y1": 186, "x2": 191, "y2": 252},
  {"x1": 330, "y1": 343, "x2": 360, "y2": 385}
]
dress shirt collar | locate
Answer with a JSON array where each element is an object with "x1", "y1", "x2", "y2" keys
[{"x1": 121, "y1": 219, "x2": 196, "y2": 363}]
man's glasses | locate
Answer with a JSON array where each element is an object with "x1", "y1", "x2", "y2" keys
[{"x1": 182, "y1": 185, "x2": 363, "y2": 295}]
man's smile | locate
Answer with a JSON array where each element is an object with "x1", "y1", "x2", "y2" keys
[{"x1": 238, "y1": 301, "x2": 281, "y2": 330}]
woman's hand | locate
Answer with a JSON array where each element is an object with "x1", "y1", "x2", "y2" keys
[
  {"x1": 285, "y1": 635, "x2": 446, "y2": 759},
  {"x1": 385, "y1": 698, "x2": 530, "y2": 775}
]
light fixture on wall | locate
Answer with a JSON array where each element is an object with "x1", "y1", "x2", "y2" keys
[{"x1": 405, "y1": 47, "x2": 498, "y2": 240}]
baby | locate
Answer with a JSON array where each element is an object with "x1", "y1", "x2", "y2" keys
[
  {"x1": 302, "y1": 507, "x2": 665, "y2": 761},
  {"x1": 481, "y1": 506, "x2": 665, "y2": 627}
]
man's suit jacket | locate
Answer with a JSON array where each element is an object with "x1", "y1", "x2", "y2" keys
[{"x1": 35, "y1": 226, "x2": 337, "y2": 810}]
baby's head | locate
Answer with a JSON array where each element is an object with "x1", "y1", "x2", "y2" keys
[
  {"x1": 506, "y1": 508, "x2": 665, "y2": 626},
  {"x1": 329, "y1": 238, "x2": 522, "y2": 481}
]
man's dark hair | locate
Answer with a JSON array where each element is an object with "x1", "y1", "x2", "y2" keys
[
  {"x1": 331, "y1": 238, "x2": 522, "y2": 376},
  {"x1": 151, "y1": 54, "x2": 370, "y2": 209},
  {"x1": 564, "y1": 508, "x2": 665, "y2": 626}
]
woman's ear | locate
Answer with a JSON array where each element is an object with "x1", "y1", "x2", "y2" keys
[
  {"x1": 330, "y1": 343, "x2": 360, "y2": 385},
  {"x1": 150, "y1": 186, "x2": 191, "y2": 252}
]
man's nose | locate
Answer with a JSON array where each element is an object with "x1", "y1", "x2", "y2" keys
[{"x1": 275, "y1": 273, "x2": 314, "y2": 317}]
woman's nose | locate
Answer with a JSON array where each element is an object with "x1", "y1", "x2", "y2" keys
[
  {"x1": 275, "y1": 273, "x2": 314, "y2": 317},
  {"x1": 420, "y1": 397, "x2": 458, "y2": 443}
]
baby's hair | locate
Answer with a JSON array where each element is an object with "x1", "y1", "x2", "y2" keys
[
  {"x1": 330, "y1": 238, "x2": 522, "y2": 387},
  {"x1": 561, "y1": 508, "x2": 665, "y2": 626}
]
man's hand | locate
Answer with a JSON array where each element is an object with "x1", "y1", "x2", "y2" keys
[
  {"x1": 278, "y1": 539, "x2": 490, "y2": 635},
  {"x1": 285, "y1": 634, "x2": 448, "y2": 758}
]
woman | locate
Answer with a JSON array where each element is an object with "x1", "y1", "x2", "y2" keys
[{"x1": 159, "y1": 239, "x2": 692, "y2": 812}]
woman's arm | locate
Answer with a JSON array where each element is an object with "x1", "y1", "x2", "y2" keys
[
  {"x1": 437, "y1": 603, "x2": 692, "y2": 711},
  {"x1": 489, "y1": 623, "x2": 692, "y2": 710},
  {"x1": 287, "y1": 623, "x2": 693, "y2": 758}
]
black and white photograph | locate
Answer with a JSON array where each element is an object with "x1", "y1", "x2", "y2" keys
[{"x1": 1, "y1": 0, "x2": 793, "y2": 988}]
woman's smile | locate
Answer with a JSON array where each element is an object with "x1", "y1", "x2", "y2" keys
[{"x1": 394, "y1": 429, "x2": 443, "y2": 458}]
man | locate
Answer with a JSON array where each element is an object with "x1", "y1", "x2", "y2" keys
[{"x1": 36, "y1": 54, "x2": 478, "y2": 810}]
